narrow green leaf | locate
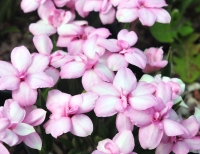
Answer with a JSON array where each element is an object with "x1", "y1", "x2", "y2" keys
[
  {"x1": 0, "y1": 26, "x2": 20, "y2": 35},
  {"x1": 98, "y1": 120, "x2": 108, "y2": 138},
  {"x1": 161, "y1": 48, "x2": 172, "y2": 77},
  {"x1": 0, "y1": 0, "x2": 12, "y2": 24},
  {"x1": 172, "y1": 100, "x2": 182, "y2": 111},
  {"x1": 123, "y1": 23, "x2": 130, "y2": 30}
]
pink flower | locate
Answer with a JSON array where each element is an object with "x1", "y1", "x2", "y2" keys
[
  {"x1": 0, "y1": 99, "x2": 46, "y2": 150},
  {"x1": 116, "y1": 0, "x2": 171, "y2": 26},
  {"x1": 92, "y1": 67, "x2": 157, "y2": 117},
  {"x1": 156, "y1": 116, "x2": 200, "y2": 154},
  {"x1": 98, "y1": 29, "x2": 147, "y2": 70},
  {"x1": 92, "y1": 130, "x2": 135, "y2": 154},
  {"x1": 44, "y1": 90, "x2": 98, "y2": 138},
  {"x1": 60, "y1": 49, "x2": 114, "y2": 91},
  {"x1": 142, "y1": 47, "x2": 168, "y2": 73},
  {"x1": 21, "y1": 0, "x2": 46, "y2": 13},
  {"x1": 125, "y1": 82, "x2": 189, "y2": 149},
  {"x1": 83, "y1": 0, "x2": 116, "y2": 24},
  {"x1": 0, "y1": 46, "x2": 54, "y2": 106},
  {"x1": 29, "y1": 1, "x2": 87, "y2": 36}
]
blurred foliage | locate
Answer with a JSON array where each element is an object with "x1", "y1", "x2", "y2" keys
[{"x1": 151, "y1": 0, "x2": 200, "y2": 83}]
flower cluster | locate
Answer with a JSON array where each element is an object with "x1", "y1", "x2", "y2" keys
[{"x1": 0, "y1": 0, "x2": 198, "y2": 153}]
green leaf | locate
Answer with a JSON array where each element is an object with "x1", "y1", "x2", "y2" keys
[
  {"x1": 98, "y1": 120, "x2": 108, "y2": 138},
  {"x1": 150, "y1": 22, "x2": 178, "y2": 43},
  {"x1": 172, "y1": 33, "x2": 200, "y2": 83},
  {"x1": 58, "y1": 138, "x2": 74, "y2": 149},
  {"x1": 0, "y1": 26, "x2": 20, "y2": 35},
  {"x1": 68, "y1": 149, "x2": 80, "y2": 154},
  {"x1": 123, "y1": 23, "x2": 130, "y2": 30},
  {"x1": 178, "y1": 25, "x2": 194, "y2": 37},
  {"x1": 161, "y1": 48, "x2": 172, "y2": 77},
  {"x1": 172, "y1": 100, "x2": 182, "y2": 111},
  {"x1": 94, "y1": 136, "x2": 103, "y2": 144},
  {"x1": 179, "y1": 0, "x2": 194, "y2": 14},
  {"x1": 0, "y1": 0, "x2": 12, "y2": 24}
]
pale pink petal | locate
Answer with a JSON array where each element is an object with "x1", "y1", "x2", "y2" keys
[
  {"x1": 163, "y1": 119, "x2": 189, "y2": 136},
  {"x1": 92, "y1": 150, "x2": 106, "y2": 154},
  {"x1": 110, "y1": 0, "x2": 122, "y2": 6},
  {"x1": 68, "y1": 95, "x2": 82, "y2": 112},
  {"x1": 60, "y1": 61, "x2": 86, "y2": 78},
  {"x1": 2, "y1": 129, "x2": 19, "y2": 146},
  {"x1": 118, "y1": 29, "x2": 138, "y2": 47},
  {"x1": 144, "y1": 0, "x2": 168, "y2": 7},
  {"x1": 33, "y1": 35, "x2": 53, "y2": 55},
  {"x1": 116, "y1": 8, "x2": 138, "y2": 23},
  {"x1": 150, "y1": 8, "x2": 171, "y2": 23},
  {"x1": 88, "y1": 28, "x2": 110, "y2": 38},
  {"x1": 12, "y1": 82, "x2": 38, "y2": 107},
  {"x1": 77, "y1": 92, "x2": 98, "y2": 113},
  {"x1": 113, "y1": 130, "x2": 135, "y2": 153},
  {"x1": 124, "y1": 48, "x2": 147, "y2": 69},
  {"x1": 181, "y1": 116, "x2": 199, "y2": 138},
  {"x1": 172, "y1": 141, "x2": 189, "y2": 154},
  {"x1": 83, "y1": 35, "x2": 105, "y2": 59},
  {"x1": 91, "y1": 82, "x2": 120, "y2": 96},
  {"x1": 54, "y1": 0, "x2": 69, "y2": 7},
  {"x1": 12, "y1": 123, "x2": 35, "y2": 136},
  {"x1": 24, "y1": 132, "x2": 42, "y2": 150},
  {"x1": 0, "y1": 143, "x2": 9, "y2": 154},
  {"x1": 156, "y1": 82, "x2": 172, "y2": 104},
  {"x1": 97, "y1": 38, "x2": 121, "y2": 52},
  {"x1": 56, "y1": 36, "x2": 75, "y2": 47},
  {"x1": 11, "y1": 46, "x2": 31, "y2": 73},
  {"x1": 117, "y1": 0, "x2": 138, "y2": 8},
  {"x1": 21, "y1": 0, "x2": 39, "y2": 13},
  {"x1": 37, "y1": 1, "x2": 55, "y2": 20},
  {"x1": 116, "y1": 113, "x2": 134, "y2": 132},
  {"x1": 94, "y1": 95, "x2": 120, "y2": 117},
  {"x1": 0, "y1": 118, "x2": 10, "y2": 133},
  {"x1": 155, "y1": 142, "x2": 173, "y2": 154},
  {"x1": 75, "y1": 0, "x2": 89, "y2": 18},
  {"x1": 5, "y1": 100, "x2": 25, "y2": 122},
  {"x1": 68, "y1": 40, "x2": 85, "y2": 56},
  {"x1": 107, "y1": 53, "x2": 128, "y2": 71},
  {"x1": 57, "y1": 23, "x2": 82, "y2": 36},
  {"x1": 113, "y1": 67, "x2": 137, "y2": 95},
  {"x1": 0, "y1": 76, "x2": 20, "y2": 90},
  {"x1": 129, "y1": 95, "x2": 157, "y2": 110},
  {"x1": 50, "y1": 50, "x2": 74, "y2": 68},
  {"x1": 0, "y1": 61, "x2": 18, "y2": 76},
  {"x1": 131, "y1": 82, "x2": 156, "y2": 96},
  {"x1": 71, "y1": 114, "x2": 93, "y2": 137},
  {"x1": 100, "y1": 7, "x2": 115, "y2": 25},
  {"x1": 27, "y1": 53, "x2": 49, "y2": 74},
  {"x1": 82, "y1": 69, "x2": 103, "y2": 91},
  {"x1": 138, "y1": 8, "x2": 156, "y2": 26},
  {"x1": 29, "y1": 22, "x2": 57, "y2": 36},
  {"x1": 124, "y1": 107, "x2": 151, "y2": 127},
  {"x1": 25, "y1": 72, "x2": 54, "y2": 89},
  {"x1": 184, "y1": 137, "x2": 200, "y2": 150},
  {"x1": 46, "y1": 90, "x2": 71, "y2": 116},
  {"x1": 83, "y1": 0, "x2": 102, "y2": 12},
  {"x1": 44, "y1": 67, "x2": 60, "y2": 86},
  {"x1": 44, "y1": 117, "x2": 71, "y2": 138},
  {"x1": 23, "y1": 109, "x2": 46, "y2": 126},
  {"x1": 97, "y1": 139, "x2": 119, "y2": 153},
  {"x1": 139, "y1": 123, "x2": 163, "y2": 149},
  {"x1": 94, "y1": 63, "x2": 114, "y2": 82}
]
